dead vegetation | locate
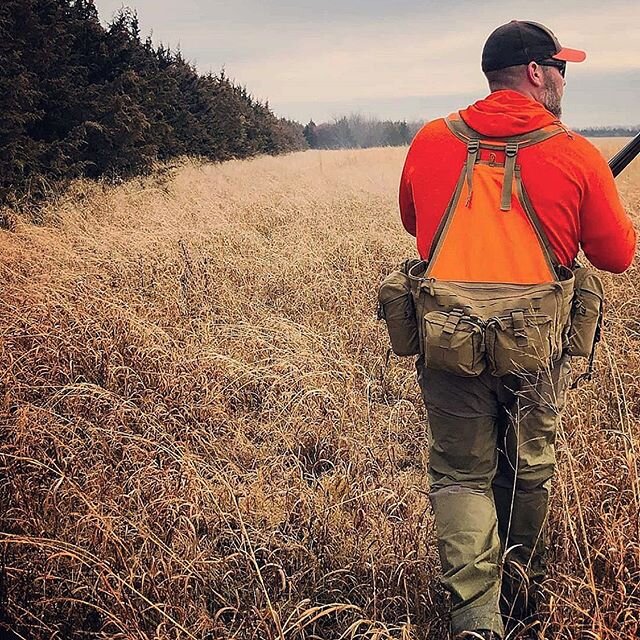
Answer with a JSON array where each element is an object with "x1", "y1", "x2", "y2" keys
[{"x1": 0, "y1": 143, "x2": 638, "y2": 639}]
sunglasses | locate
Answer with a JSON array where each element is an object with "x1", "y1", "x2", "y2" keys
[{"x1": 537, "y1": 59, "x2": 566, "y2": 78}]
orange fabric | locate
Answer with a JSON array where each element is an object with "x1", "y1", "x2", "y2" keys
[
  {"x1": 399, "y1": 90, "x2": 636, "y2": 274},
  {"x1": 553, "y1": 48, "x2": 586, "y2": 63},
  {"x1": 428, "y1": 164, "x2": 555, "y2": 283}
]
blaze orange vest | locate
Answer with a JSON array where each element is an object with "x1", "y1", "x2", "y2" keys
[{"x1": 426, "y1": 115, "x2": 564, "y2": 284}]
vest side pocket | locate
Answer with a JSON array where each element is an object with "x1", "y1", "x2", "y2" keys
[
  {"x1": 378, "y1": 272, "x2": 421, "y2": 357},
  {"x1": 567, "y1": 268, "x2": 604, "y2": 358}
]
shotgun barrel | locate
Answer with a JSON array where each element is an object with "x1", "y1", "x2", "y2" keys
[{"x1": 609, "y1": 131, "x2": 640, "y2": 178}]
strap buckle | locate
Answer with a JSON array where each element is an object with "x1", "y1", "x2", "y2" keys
[
  {"x1": 511, "y1": 310, "x2": 529, "y2": 348},
  {"x1": 505, "y1": 142, "x2": 518, "y2": 158},
  {"x1": 440, "y1": 309, "x2": 464, "y2": 348}
]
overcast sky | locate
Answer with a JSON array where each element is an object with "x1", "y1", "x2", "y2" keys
[{"x1": 93, "y1": 0, "x2": 639, "y2": 128}]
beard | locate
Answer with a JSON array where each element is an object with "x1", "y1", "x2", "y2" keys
[{"x1": 541, "y1": 69, "x2": 563, "y2": 119}]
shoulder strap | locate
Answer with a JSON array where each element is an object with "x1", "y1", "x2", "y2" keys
[
  {"x1": 513, "y1": 169, "x2": 560, "y2": 272},
  {"x1": 501, "y1": 142, "x2": 518, "y2": 211},
  {"x1": 445, "y1": 113, "x2": 566, "y2": 148}
]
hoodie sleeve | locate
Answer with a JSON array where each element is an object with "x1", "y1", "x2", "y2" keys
[
  {"x1": 399, "y1": 148, "x2": 416, "y2": 237},
  {"x1": 579, "y1": 141, "x2": 636, "y2": 273}
]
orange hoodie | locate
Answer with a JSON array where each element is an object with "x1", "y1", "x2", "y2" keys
[{"x1": 399, "y1": 90, "x2": 636, "y2": 273}]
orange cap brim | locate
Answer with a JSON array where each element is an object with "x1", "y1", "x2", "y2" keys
[{"x1": 553, "y1": 47, "x2": 586, "y2": 63}]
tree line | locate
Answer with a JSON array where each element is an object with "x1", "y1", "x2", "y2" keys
[
  {"x1": 0, "y1": 0, "x2": 307, "y2": 208},
  {"x1": 301, "y1": 117, "x2": 640, "y2": 151},
  {"x1": 302, "y1": 118, "x2": 640, "y2": 151},
  {"x1": 303, "y1": 115, "x2": 422, "y2": 150},
  {"x1": 575, "y1": 126, "x2": 640, "y2": 138}
]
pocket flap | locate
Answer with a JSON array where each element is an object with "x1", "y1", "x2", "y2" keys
[
  {"x1": 424, "y1": 310, "x2": 485, "y2": 377},
  {"x1": 486, "y1": 311, "x2": 553, "y2": 376}
]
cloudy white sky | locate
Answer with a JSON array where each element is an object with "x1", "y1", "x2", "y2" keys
[{"x1": 94, "y1": 0, "x2": 639, "y2": 128}]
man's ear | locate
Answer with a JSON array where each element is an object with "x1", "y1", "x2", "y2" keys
[{"x1": 526, "y1": 61, "x2": 545, "y2": 88}]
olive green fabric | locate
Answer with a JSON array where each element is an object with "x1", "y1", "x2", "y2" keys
[
  {"x1": 500, "y1": 142, "x2": 518, "y2": 212},
  {"x1": 424, "y1": 309, "x2": 486, "y2": 376},
  {"x1": 567, "y1": 266, "x2": 604, "y2": 358},
  {"x1": 378, "y1": 260, "x2": 422, "y2": 356},
  {"x1": 444, "y1": 117, "x2": 565, "y2": 151},
  {"x1": 485, "y1": 310, "x2": 554, "y2": 377},
  {"x1": 416, "y1": 355, "x2": 570, "y2": 638},
  {"x1": 408, "y1": 263, "x2": 575, "y2": 378}
]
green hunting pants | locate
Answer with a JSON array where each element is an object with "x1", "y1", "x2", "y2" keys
[{"x1": 416, "y1": 356, "x2": 570, "y2": 638}]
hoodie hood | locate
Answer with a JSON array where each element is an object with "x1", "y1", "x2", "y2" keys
[{"x1": 459, "y1": 90, "x2": 559, "y2": 136}]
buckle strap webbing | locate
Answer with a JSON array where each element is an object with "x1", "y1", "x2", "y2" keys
[
  {"x1": 501, "y1": 142, "x2": 518, "y2": 211},
  {"x1": 445, "y1": 115, "x2": 566, "y2": 148},
  {"x1": 514, "y1": 171, "x2": 559, "y2": 272},
  {"x1": 465, "y1": 139, "x2": 480, "y2": 207},
  {"x1": 440, "y1": 309, "x2": 464, "y2": 347},
  {"x1": 511, "y1": 310, "x2": 529, "y2": 348}
]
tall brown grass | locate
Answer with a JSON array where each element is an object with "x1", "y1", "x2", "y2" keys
[{"x1": 0, "y1": 141, "x2": 638, "y2": 639}]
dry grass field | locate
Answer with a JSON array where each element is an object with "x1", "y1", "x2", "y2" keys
[{"x1": 0, "y1": 139, "x2": 639, "y2": 639}]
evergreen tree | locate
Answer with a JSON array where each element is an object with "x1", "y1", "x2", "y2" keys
[
  {"x1": 303, "y1": 120, "x2": 318, "y2": 148},
  {"x1": 0, "y1": 0, "x2": 308, "y2": 208}
]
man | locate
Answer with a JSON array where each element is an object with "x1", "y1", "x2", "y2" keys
[{"x1": 398, "y1": 21, "x2": 636, "y2": 640}]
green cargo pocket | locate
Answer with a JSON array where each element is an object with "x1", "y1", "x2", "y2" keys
[
  {"x1": 423, "y1": 309, "x2": 485, "y2": 377},
  {"x1": 378, "y1": 270, "x2": 420, "y2": 356},
  {"x1": 379, "y1": 292, "x2": 420, "y2": 356},
  {"x1": 567, "y1": 268, "x2": 604, "y2": 358},
  {"x1": 485, "y1": 310, "x2": 553, "y2": 377}
]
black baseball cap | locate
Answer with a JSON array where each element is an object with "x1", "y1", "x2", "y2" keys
[{"x1": 482, "y1": 20, "x2": 586, "y2": 72}]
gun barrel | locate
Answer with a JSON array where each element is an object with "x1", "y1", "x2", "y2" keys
[{"x1": 609, "y1": 131, "x2": 640, "y2": 178}]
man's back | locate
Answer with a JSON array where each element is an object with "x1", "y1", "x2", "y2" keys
[{"x1": 399, "y1": 89, "x2": 636, "y2": 274}]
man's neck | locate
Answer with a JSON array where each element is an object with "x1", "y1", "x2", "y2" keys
[{"x1": 490, "y1": 86, "x2": 543, "y2": 106}]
